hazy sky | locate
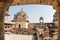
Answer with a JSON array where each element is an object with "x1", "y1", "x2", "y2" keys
[{"x1": 8, "y1": 4, "x2": 56, "y2": 23}]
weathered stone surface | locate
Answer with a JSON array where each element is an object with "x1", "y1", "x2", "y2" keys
[
  {"x1": 0, "y1": 0, "x2": 60, "y2": 40},
  {"x1": 5, "y1": 34, "x2": 36, "y2": 40},
  {"x1": 0, "y1": 13, "x2": 5, "y2": 40}
]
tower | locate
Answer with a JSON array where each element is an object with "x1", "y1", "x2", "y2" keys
[
  {"x1": 12, "y1": 8, "x2": 29, "y2": 28},
  {"x1": 39, "y1": 16, "x2": 44, "y2": 27},
  {"x1": 39, "y1": 16, "x2": 44, "y2": 23},
  {"x1": 36, "y1": 17, "x2": 45, "y2": 40}
]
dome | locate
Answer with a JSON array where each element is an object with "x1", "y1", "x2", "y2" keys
[
  {"x1": 13, "y1": 8, "x2": 28, "y2": 20},
  {"x1": 39, "y1": 16, "x2": 44, "y2": 20}
]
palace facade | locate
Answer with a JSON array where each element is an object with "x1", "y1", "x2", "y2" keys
[{"x1": 4, "y1": 9, "x2": 58, "y2": 40}]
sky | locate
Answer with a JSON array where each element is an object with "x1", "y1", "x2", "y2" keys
[{"x1": 8, "y1": 4, "x2": 56, "y2": 23}]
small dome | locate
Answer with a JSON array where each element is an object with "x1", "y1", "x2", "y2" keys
[
  {"x1": 39, "y1": 16, "x2": 44, "y2": 23},
  {"x1": 40, "y1": 16, "x2": 44, "y2": 20}
]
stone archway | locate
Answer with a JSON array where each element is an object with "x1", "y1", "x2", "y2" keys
[{"x1": 0, "y1": 0, "x2": 60, "y2": 40}]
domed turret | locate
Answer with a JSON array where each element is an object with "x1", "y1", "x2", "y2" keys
[{"x1": 39, "y1": 16, "x2": 44, "y2": 23}]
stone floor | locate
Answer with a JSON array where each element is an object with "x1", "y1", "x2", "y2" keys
[{"x1": 5, "y1": 33, "x2": 34, "y2": 40}]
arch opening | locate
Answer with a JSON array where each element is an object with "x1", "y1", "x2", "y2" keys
[
  {"x1": 0, "y1": 0, "x2": 60, "y2": 40},
  {"x1": 4, "y1": 4, "x2": 58, "y2": 40}
]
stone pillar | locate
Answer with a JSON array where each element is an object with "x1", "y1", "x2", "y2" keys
[
  {"x1": 52, "y1": 0, "x2": 60, "y2": 40},
  {"x1": 0, "y1": 13, "x2": 5, "y2": 40},
  {"x1": 57, "y1": 10, "x2": 60, "y2": 40},
  {"x1": 0, "y1": 1, "x2": 12, "y2": 40},
  {"x1": 0, "y1": 2, "x2": 5, "y2": 40},
  {"x1": 56, "y1": 1, "x2": 60, "y2": 39}
]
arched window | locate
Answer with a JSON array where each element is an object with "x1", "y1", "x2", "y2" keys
[{"x1": 19, "y1": 24, "x2": 21, "y2": 28}]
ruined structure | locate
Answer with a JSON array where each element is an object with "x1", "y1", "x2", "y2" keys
[
  {"x1": 4, "y1": 9, "x2": 58, "y2": 40},
  {"x1": 0, "y1": 0, "x2": 60, "y2": 40}
]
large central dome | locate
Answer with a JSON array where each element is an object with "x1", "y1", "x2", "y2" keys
[
  {"x1": 12, "y1": 8, "x2": 29, "y2": 22},
  {"x1": 13, "y1": 8, "x2": 28, "y2": 21}
]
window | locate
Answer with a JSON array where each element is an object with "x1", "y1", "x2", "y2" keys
[
  {"x1": 5, "y1": 30, "x2": 7, "y2": 32},
  {"x1": 19, "y1": 24, "x2": 21, "y2": 28},
  {"x1": 5, "y1": 26, "x2": 7, "y2": 28},
  {"x1": 8, "y1": 26, "x2": 10, "y2": 28}
]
